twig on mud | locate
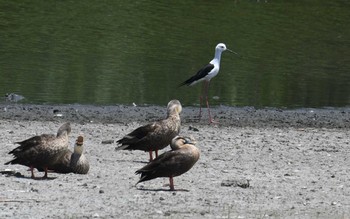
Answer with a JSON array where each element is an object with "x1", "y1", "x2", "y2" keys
[{"x1": 0, "y1": 198, "x2": 40, "y2": 203}]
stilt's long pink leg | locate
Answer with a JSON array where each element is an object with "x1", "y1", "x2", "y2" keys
[
  {"x1": 203, "y1": 81, "x2": 216, "y2": 124},
  {"x1": 198, "y1": 82, "x2": 206, "y2": 119}
]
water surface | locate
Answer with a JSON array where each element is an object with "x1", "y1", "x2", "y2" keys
[{"x1": 1, "y1": 1, "x2": 349, "y2": 108}]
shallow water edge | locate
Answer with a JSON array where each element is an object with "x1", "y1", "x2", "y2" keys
[{"x1": 1, "y1": 103, "x2": 349, "y2": 129}]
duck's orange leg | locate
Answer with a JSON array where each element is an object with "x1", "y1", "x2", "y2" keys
[
  {"x1": 169, "y1": 176, "x2": 175, "y2": 191},
  {"x1": 42, "y1": 167, "x2": 48, "y2": 179},
  {"x1": 148, "y1": 151, "x2": 153, "y2": 161},
  {"x1": 30, "y1": 166, "x2": 35, "y2": 179}
]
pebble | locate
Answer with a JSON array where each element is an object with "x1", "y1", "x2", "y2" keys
[
  {"x1": 101, "y1": 140, "x2": 114, "y2": 144},
  {"x1": 221, "y1": 179, "x2": 250, "y2": 188}
]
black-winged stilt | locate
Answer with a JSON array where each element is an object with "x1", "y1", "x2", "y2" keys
[{"x1": 179, "y1": 43, "x2": 236, "y2": 124}]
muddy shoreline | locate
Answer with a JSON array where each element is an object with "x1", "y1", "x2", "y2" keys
[
  {"x1": 1, "y1": 103, "x2": 350, "y2": 128},
  {"x1": 1, "y1": 103, "x2": 350, "y2": 218}
]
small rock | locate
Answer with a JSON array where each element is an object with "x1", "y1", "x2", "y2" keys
[
  {"x1": 54, "y1": 113, "x2": 64, "y2": 118},
  {"x1": 30, "y1": 188, "x2": 39, "y2": 193},
  {"x1": 188, "y1": 126, "x2": 199, "y2": 132},
  {"x1": 221, "y1": 179, "x2": 250, "y2": 188},
  {"x1": 155, "y1": 210, "x2": 163, "y2": 214},
  {"x1": 99, "y1": 190, "x2": 104, "y2": 194},
  {"x1": 53, "y1": 109, "x2": 63, "y2": 117},
  {"x1": 102, "y1": 140, "x2": 114, "y2": 144}
]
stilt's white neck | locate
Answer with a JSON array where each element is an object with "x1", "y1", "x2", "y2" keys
[{"x1": 210, "y1": 48, "x2": 223, "y2": 65}]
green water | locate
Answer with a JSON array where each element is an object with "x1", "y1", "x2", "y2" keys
[{"x1": 1, "y1": 1, "x2": 349, "y2": 108}]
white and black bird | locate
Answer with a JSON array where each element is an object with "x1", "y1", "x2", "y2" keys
[{"x1": 179, "y1": 43, "x2": 237, "y2": 123}]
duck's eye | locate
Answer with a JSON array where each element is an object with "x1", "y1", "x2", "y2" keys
[{"x1": 183, "y1": 138, "x2": 191, "y2": 144}]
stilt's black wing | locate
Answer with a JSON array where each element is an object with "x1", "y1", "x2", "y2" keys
[{"x1": 179, "y1": 63, "x2": 214, "y2": 86}]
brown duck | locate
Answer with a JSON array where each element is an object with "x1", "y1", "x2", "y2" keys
[
  {"x1": 4, "y1": 123, "x2": 71, "y2": 179},
  {"x1": 116, "y1": 100, "x2": 182, "y2": 161},
  {"x1": 135, "y1": 136, "x2": 200, "y2": 191},
  {"x1": 44, "y1": 136, "x2": 89, "y2": 174}
]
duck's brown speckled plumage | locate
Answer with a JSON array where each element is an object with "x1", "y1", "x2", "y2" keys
[
  {"x1": 45, "y1": 148, "x2": 72, "y2": 174},
  {"x1": 116, "y1": 100, "x2": 182, "y2": 161},
  {"x1": 135, "y1": 136, "x2": 200, "y2": 190},
  {"x1": 4, "y1": 123, "x2": 71, "y2": 179},
  {"x1": 46, "y1": 136, "x2": 89, "y2": 174}
]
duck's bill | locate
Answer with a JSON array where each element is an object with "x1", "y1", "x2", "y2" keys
[{"x1": 183, "y1": 137, "x2": 197, "y2": 145}]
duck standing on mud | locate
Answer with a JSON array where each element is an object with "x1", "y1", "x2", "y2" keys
[
  {"x1": 135, "y1": 136, "x2": 200, "y2": 191},
  {"x1": 115, "y1": 100, "x2": 182, "y2": 161},
  {"x1": 4, "y1": 123, "x2": 71, "y2": 179}
]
